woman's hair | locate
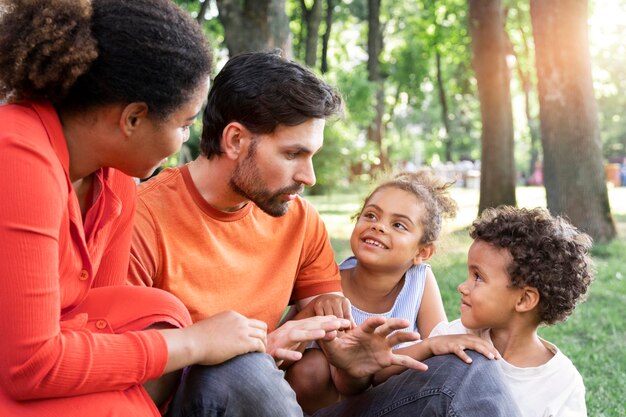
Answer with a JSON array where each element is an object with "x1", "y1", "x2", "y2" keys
[
  {"x1": 357, "y1": 170, "x2": 458, "y2": 245},
  {"x1": 201, "y1": 49, "x2": 343, "y2": 158},
  {"x1": 0, "y1": 0, "x2": 212, "y2": 120},
  {"x1": 470, "y1": 206, "x2": 594, "y2": 325}
]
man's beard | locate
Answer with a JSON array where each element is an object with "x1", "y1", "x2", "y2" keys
[{"x1": 229, "y1": 144, "x2": 303, "y2": 217}]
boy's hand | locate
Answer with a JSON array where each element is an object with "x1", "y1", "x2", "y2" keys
[
  {"x1": 425, "y1": 334, "x2": 500, "y2": 363},
  {"x1": 296, "y1": 294, "x2": 354, "y2": 325}
]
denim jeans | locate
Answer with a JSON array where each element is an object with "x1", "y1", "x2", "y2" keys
[
  {"x1": 167, "y1": 351, "x2": 521, "y2": 417},
  {"x1": 312, "y1": 351, "x2": 522, "y2": 417}
]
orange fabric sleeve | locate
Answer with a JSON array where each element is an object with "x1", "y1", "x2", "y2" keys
[{"x1": 0, "y1": 104, "x2": 169, "y2": 402}]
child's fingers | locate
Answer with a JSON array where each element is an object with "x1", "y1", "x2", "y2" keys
[
  {"x1": 386, "y1": 330, "x2": 420, "y2": 347},
  {"x1": 389, "y1": 353, "x2": 429, "y2": 372}
]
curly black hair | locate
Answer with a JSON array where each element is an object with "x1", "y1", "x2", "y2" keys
[
  {"x1": 201, "y1": 50, "x2": 343, "y2": 158},
  {"x1": 0, "y1": 0, "x2": 212, "y2": 120},
  {"x1": 470, "y1": 206, "x2": 594, "y2": 325},
  {"x1": 357, "y1": 170, "x2": 458, "y2": 245}
]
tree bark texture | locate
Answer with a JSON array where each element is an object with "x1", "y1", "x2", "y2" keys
[
  {"x1": 299, "y1": 0, "x2": 323, "y2": 67},
  {"x1": 469, "y1": 0, "x2": 516, "y2": 213},
  {"x1": 216, "y1": 0, "x2": 292, "y2": 57},
  {"x1": 530, "y1": 0, "x2": 616, "y2": 242},
  {"x1": 367, "y1": 0, "x2": 388, "y2": 172},
  {"x1": 320, "y1": 0, "x2": 335, "y2": 73}
]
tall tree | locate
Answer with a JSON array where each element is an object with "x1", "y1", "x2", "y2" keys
[
  {"x1": 530, "y1": 0, "x2": 616, "y2": 241},
  {"x1": 216, "y1": 0, "x2": 292, "y2": 56},
  {"x1": 367, "y1": 0, "x2": 388, "y2": 172},
  {"x1": 320, "y1": 0, "x2": 335, "y2": 73},
  {"x1": 468, "y1": 0, "x2": 516, "y2": 213},
  {"x1": 299, "y1": 0, "x2": 324, "y2": 67}
]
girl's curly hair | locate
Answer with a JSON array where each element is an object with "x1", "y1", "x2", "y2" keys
[
  {"x1": 470, "y1": 206, "x2": 594, "y2": 325},
  {"x1": 357, "y1": 170, "x2": 458, "y2": 245}
]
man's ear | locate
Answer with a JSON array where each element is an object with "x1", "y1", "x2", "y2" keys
[
  {"x1": 120, "y1": 102, "x2": 149, "y2": 137},
  {"x1": 516, "y1": 286, "x2": 540, "y2": 313},
  {"x1": 221, "y1": 122, "x2": 251, "y2": 160},
  {"x1": 413, "y1": 244, "x2": 435, "y2": 265}
]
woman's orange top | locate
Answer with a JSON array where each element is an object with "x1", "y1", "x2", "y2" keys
[{"x1": 0, "y1": 101, "x2": 191, "y2": 416}]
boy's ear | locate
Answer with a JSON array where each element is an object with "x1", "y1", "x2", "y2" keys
[
  {"x1": 515, "y1": 286, "x2": 540, "y2": 313},
  {"x1": 120, "y1": 102, "x2": 149, "y2": 137},
  {"x1": 413, "y1": 244, "x2": 435, "y2": 265},
  {"x1": 221, "y1": 122, "x2": 252, "y2": 160}
]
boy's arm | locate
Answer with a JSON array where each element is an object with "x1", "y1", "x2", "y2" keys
[{"x1": 373, "y1": 330, "x2": 500, "y2": 385}]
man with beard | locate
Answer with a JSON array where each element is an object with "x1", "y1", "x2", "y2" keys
[{"x1": 128, "y1": 51, "x2": 521, "y2": 417}]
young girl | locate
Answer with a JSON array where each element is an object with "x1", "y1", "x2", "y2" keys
[{"x1": 287, "y1": 171, "x2": 498, "y2": 413}]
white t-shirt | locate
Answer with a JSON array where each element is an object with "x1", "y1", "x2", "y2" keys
[{"x1": 430, "y1": 319, "x2": 587, "y2": 417}]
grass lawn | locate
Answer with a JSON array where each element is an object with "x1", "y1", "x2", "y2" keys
[{"x1": 306, "y1": 186, "x2": 626, "y2": 417}]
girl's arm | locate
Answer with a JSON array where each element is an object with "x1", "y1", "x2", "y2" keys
[{"x1": 416, "y1": 268, "x2": 448, "y2": 340}]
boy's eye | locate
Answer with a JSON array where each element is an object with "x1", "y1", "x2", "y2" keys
[{"x1": 474, "y1": 273, "x2": 483, "y2": 282}]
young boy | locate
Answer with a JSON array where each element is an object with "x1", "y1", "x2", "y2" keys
[{"x1": 430, "y1": 206, "x2": 592, "y2": 417}]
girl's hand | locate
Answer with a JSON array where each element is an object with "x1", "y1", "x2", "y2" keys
[{"x1": 296, "y1": 294, "x2": 354, "y2": 325}]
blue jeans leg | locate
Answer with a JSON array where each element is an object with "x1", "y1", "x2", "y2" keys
[
  {"x1": 166, "y1": 352, "x2": 303, "y2": 417},
  {"x1": 312, "y1": 351, "x2": 522, "y2": 417}
]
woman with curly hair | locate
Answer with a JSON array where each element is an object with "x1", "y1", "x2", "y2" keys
[
  {"x1": 0, "y1": 1, "x2": 307, "y2": 416},
  {"x1": 426, "y1": 206, "x2": 593, "y2": 417}
]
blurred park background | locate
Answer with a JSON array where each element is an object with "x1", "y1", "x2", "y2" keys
[{"x1": 166, "y1": 1, "x2": 625, "y2": 415}]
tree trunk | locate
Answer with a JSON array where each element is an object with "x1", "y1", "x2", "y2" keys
[
  {"x1": 435, "y1": 51, "x2": 452, "y2": 162},
  {"x1": 196, "y1": 0, "x2": 210, "y2": 24},
  {"x1": 320, "y1": 0, "x2": 335, "y2": 74},
  {"x1": 216, "y1": 0, "x2": 292, "y2": 57},
  {"x1": 367, "y1": 0, "x2": 388, "y2": 172},
  {"x1": 530, "y1": 0, "x2": 616, "y2": 242},
  {"x1": 299, "y1": 0, "x2": 323, "y2": 67},
  {"x1": 468, "y1": 0, "x2": 516, "y2": 213}
]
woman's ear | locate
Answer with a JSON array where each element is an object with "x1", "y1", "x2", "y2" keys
[
  {"x1": 221, "y1": 122, "x2": 251, "y2": 160},
  {"x1": 516, "y1": 287, "x2": 540, "y2": 313},
  {"x1": 120, "y1": 102, "x2": 149, "y2": 137},
  {"x1": 413, "y1": 244, "x2": 435, "y2": 265}
]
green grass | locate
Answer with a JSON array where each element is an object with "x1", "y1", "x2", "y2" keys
[{"x1": 306, "y1": 186, "x2": 626, "y2": 417}]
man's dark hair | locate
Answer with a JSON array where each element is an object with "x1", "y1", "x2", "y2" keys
[{"x1": 201, "y1": 50, "x2": 343, "y2": 159}]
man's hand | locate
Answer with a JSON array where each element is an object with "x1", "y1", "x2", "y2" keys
[{"x1": 267, "y1": 315, "x2": 352, "y2": 367}]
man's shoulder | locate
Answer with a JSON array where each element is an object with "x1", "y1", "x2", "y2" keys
[{"x1": 137, "y1": 167, "x2": 183, "y2": 200}]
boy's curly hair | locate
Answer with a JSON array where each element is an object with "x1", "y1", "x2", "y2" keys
[
  {"x1": 470, "y1": 206, "x2": 593, "y2": 325},
  {"x1": 357, "y1": 170, "x2": 458, "y2": 245}
]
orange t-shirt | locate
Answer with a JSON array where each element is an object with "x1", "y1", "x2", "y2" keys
[
  {"x1": 129, "y1": 165, "x2": 342, "y2": 329},
  {"x1": 0, "y1": 102, "x2": 190, "y2": 416}
]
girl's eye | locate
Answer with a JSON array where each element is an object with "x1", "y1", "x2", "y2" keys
[
  {"x1": 362, "y1": 212, "x2": 376, "y2": 220},
  {"x1": 393, "y1": 222, "x2": 407, "y2": 231}
]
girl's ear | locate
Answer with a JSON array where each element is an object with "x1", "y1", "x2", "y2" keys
[
  {"x1": 413, "y1": 244, "x2": 435, "y2": 265},
  {"x1": 221, "y1": 122, "x2": 252, "y2": 160},
  {"x1": 516, "y1": 287, "x2": 540, "y2": 313}
]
